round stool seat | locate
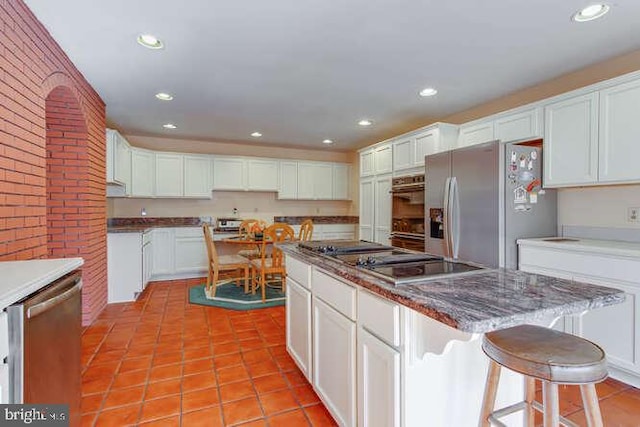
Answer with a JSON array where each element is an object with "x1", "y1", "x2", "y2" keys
[{"x1": 483, "y1": 324, "x2": 607, "y2": 384}]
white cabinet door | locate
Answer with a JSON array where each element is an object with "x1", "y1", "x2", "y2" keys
[
  {"x1": 313, "y1": 297, "x2": 356, "y2": 427},
  {"x1": 573, "y1": 277, "x2": 640, "y2": 376},
  {"x1": 297, "y1": 164, "x2": 316, "y2": 199},
  {"x1": 359, "y1": 178, "x2": 374, "y2": 241},
  {"x1": 107, "y1": 233, "x2": 143, "y2": 303},
  {"x1": 213, "y1": 157, "x2": 246, "y2": 190},
  {"x1": 360, "y1": 149, "x2": 375, "y2": 177},
  {"x1": 457, "y1": 121, "x2": 495, "y2": 148},
  {"x1": 495, "y1": 108, "x2": 542, "y2": 143},
  {"x1": 278, "y1": 161, "x2": 298, "y2": 199},
  {"x1": 106, "y1": 129, "x2": 118, "y2": 183},
  {"x1": 247, "y1": 158, "x2": 279, "y2": 191},
  {"x1": 392, "y1": 137, "x2": 413, "y2": 171},
  {"x1": 598, "y1": 79, "x2": 640, "y2": 183},
  {"x1": 286, "y1": 278, "x2": 312, "y2": 381},
  {"x1": 374, "y1": 144, "x2": 393, "y2": 174},
  {"x1": 357, "y1": 328, "x2": 400, "y2": 427},
  {"x1": 155, "y1": 153, "x2": 184, "y2": 197},
  {"x1": 0, "y1": 363, "x2": 8, "y2": 404},
  {"x1": 314, "y1": 163, "x2": 333, "y2": 200},
  {"x1": 114, "y1": 134, "x2": 131, "y2": 191},
  {"x1": 142, "y1": 239, "x2": 153, "y2": 289},
  {"x1": 374, "y1": 174, "x2": 392, "y2": 245},
  {"x1": 544, "y1": 92, "x2": 599, "y2": 187},
  {"x1": 298, "y1": 163, "x2": 333, "y2": 200},
  {"x1": 184, "y1": 155, "x2": 212, "y2": 198},
  {"x1": 332, "y1": 163, "x2": 350, "y2": 200},
  {"x1": 174, "y1": 228, "x2": 207, "y2": 273},
  {"x1": 131, "y1": 149, "x2": 155, "y2": 197},
  {"x1": 151, "y1": 228, "x2": 175, "y2": 276}
]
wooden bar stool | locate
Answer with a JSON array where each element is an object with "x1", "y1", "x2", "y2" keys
[{"x1": 479, "y1": 324, "x2": 607, "y2": 427}]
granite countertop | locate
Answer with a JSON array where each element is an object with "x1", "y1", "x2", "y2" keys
[
  {"x1": 517, "y1": 237, "x2": 640, "y2": 258},
  {"x1": 0, "y1": 258, "x2": 84, "y2": 308},
  {"x1": 273, "y1": 216, "x2": 358, "y2": 225},
  {"x1": 279, "y1": 244, "x2": 625, "y2": 333},
  {"x1": 107, "y1": 217, "x2": 208, "y2": 233}
]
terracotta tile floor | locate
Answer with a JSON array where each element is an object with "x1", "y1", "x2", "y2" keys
[{"x1": 82, "y1": 279, "x2": 640, "y2": 426}]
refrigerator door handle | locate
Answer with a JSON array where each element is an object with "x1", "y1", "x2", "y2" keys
[
  {"x1": 450, "y1": 176, "x2": 460, "y2": 260},
  {"x1": 443, "y1": 177, "x2": 451, "y2": 258}
]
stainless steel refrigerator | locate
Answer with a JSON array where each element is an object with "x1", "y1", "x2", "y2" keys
[{"x1": 425, "y1": 140, "x2": 557, "y2": 269}]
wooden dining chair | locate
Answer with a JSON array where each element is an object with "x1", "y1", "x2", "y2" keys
[
  {"x1": 202, "y1": 224, "x2": 250, "y2": 298},
  {"x1": 298, "y1": 219, "x2": 314, "y2": 241},
  {"x1": 237, "y1": 219, "x2": 267, "y2": 259},
  {"x1": 250, "y1": 223, "x2": 295, "y2": 302}
]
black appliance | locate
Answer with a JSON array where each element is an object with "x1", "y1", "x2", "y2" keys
[
  {"x1": 298, "y1": 240, "x2": 485, "y2": 285},
  {"x1": 391, "y1": 175, "x2": 425, "y2": 251}
]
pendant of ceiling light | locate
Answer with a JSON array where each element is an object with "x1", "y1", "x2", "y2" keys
[
  {"x1": 155, "y1": 92, "x2": 173, "y2": 101},
  {"x1": 358, "y1": 119, "x2": 373, "y2": 127},
  {"x1": 251, "y1": 132, "x2": 262, "y2": 138},
  {"x1": 572, "y1": 4, "x2": 610, "y2": 22},
  {"x1": 322, "y1": 139, "x2": 334, "y2": 145},
  {"x1": 419, "y1": 87, "x2": 438, "y2": 97},
  {"x1": 137, "y1": 34, "x2": 164, "y2": 49},
  {"x1": 163, "y1": 123, "x2": 177, "y2": 129}
]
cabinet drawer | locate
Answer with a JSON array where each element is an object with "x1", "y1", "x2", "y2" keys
[
  {"x1": 312, "y1": 269, "x2": 356, "y2": 320},
  {"x1": 358, "y1": 290, "x2": 401, "y2": 347},
  {"x1": 286, "y1": 255, "x2": 311, "y2": 289},
  {"x1": 0, "y1": 311, "x2": 8, "y2": 358},
  {"x1": 174, "y1": 227, "x2": 202, "y2": 238}
]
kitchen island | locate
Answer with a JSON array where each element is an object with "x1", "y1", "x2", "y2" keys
[{"x1": 279, "y1": 243, "x2": 624, "y2": 427}]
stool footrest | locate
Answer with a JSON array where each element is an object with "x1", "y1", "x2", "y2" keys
[{"x1": 487, "y1": 399, "x2": 580, "y2": 427}]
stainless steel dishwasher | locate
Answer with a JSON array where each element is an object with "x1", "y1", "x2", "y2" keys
[{"x1": 7, "y1": 270, "x2": 82, "y2": 426}]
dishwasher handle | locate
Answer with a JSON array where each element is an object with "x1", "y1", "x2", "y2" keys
[{"x1": 27, "y1": 279, "x2": 82, "y2": 319}]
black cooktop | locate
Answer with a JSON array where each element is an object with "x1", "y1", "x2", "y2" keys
[{"x1": 298, "y1": 240, "x2": 388, "y2": 255}]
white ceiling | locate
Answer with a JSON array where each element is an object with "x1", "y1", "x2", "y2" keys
[{"x1": 23, "y1": 0, "x2": 640, "y2": 151}]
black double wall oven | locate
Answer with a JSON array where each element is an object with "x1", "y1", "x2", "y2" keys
[{"x1": 390, "y1": 174, "x2": 425, "y2": 251}]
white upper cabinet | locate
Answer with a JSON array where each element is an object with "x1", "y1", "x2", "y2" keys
[
  {"x1": 544, "y1": 92, "x2": 599, "y2": 187},
  {"x1": 184, "y1": 155, "x2": 212, "y2": 198},
  {"x1": 130, "y1": 148, "x2": 155, "y2": 197},
  {"x1": 106, "y1": 129, "x2": 131, "y2": 197},
  {"x1": 247, "y1": 158, "x2": 279, "y2": 191},
  {"x1": 278, "y1": 161, "x2": 298, "y2": 199},
  {"x1": 298, "y1": 162, "x2": 333, "y2": 200},
  {"x1": 360, "y1": 149, "x2": 375, "y2": 177},
  {"x1": 494, "y1": 107, "x2": 542, "y2": 143},
  {"x1": 213, "y1": 157, "x2": 246, "y2": 190},
  {"x1": 155, "y1": 153, "x2": 184, "y2": 197},
  {"x1": 392, "y1": 137, "x2": 413, "y2": 171},
  {"x1": 374, "y1": 144, "x2": 393, "y2": 174},
  {"x1": 457, "y1": 120, "x2": 495, "y2": 148},
  {"x1": 414, "y1": 123, "x2": 458, "y2": 163},
  {"x1": 598, "y1": 78, "x2": 640, "y2": 183},
  {"x1": 332, "y1": 163, "x2": 350, "y2": 200}
]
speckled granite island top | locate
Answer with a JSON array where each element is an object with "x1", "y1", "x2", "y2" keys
[{"x1": 279, "y1": 244, "x2": 625, "y2": 334}]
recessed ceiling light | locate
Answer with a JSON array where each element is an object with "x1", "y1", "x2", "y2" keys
[
  {"x1": 572, "y1": 4, "x2": 610, "y2": 22},
  {"x1": 419, "y1": 87, "x2": 438, "y2": 97},
  {"x1": 251, "y1": 132, "x2": 262, "y2": 138},
  {"x1": 162, "y1": 123, "x2": 177, "y2": 129},
  {"x1": 358, "y1": 119, "x2": 373, "y2": 127},
  {"x1": 155, "y1": 92, "x2": 173, "y2": 101},
  {"x1": 137, "y1": 34, "x2": 164, "y2": 49},
  {"x1": 322, "y1": 139, "x2": 334, "y2": 144}
]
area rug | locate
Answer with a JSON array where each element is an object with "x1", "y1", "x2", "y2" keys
[{"x1": 189, "y1": 282, "x2": 285, "y2": 310}]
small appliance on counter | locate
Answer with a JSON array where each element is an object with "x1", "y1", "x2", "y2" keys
[{"x1": 215, "y1": 217, "x2": 243, "y2": 233}]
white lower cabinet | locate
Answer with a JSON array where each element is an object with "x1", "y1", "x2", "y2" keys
[
  {"x1": 0, "y1": 312, "x2": 8, "y2": 404},
  {"x1": 286, "y1": 278, "x2": 312, "y2": 381},
  {"x1": 518, "y1": 239, "x2": 640, "y2": 387},
  {"x1": 174, "y1": 228, "x2": 208, "y2": 274},
  {"x1": 357, "y1": 328, "x2": 400, "y2": 427},
  {"x1": 313, "y1": 297, "x2": 357, "y2": 427},
  {"x1": 107, "y1": 232, "x2": 143, "y2": 303},
  {"x1": 151, "y1": 228, "x2": 175, "y2": 276}
]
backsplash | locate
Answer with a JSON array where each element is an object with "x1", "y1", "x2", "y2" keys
[{"x1": 562, "y1": 226, "x2": 640, "y2": 243}]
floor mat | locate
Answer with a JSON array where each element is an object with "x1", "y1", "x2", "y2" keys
[{"x1": 189, "y1": 282, "x2": 285, "y2": 310}]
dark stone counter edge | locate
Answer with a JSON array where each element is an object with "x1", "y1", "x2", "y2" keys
[
  {"x1": 273, "y1": 216, "x2": 358, "y2": 225},
  {"x1": 278, "y1": 244, "x2": 626, "y2": 334}
]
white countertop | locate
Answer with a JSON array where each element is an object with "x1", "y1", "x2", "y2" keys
[
  {"x1": 0, "y1": 258, "x2": 84, "y2": 309},
  {"x1": 517, "y1": 237, "x2": 640, "y2": 258}
]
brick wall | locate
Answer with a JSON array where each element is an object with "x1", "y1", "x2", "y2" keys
[{"x1": 0, "y1": 1, "x2": 107, "y2": 325}]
